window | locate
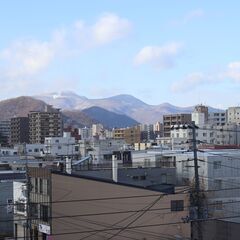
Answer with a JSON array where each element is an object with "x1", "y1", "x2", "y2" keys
[
  {"x1": 34, "y1": 178, "x2": 38, "y2": 193},
  {"x1": 30, "y1": 203, "x2": 38, "y2": 218},
  {"x1": 16, "y1": 201, "x2": 25, "y2": 212},
  {"x1": 140, "y1": 175, "x2": 146, "y2": 180},
  {"x1": 213, "y1": 161, "x2": 221, "y2": 169},
  {"x1": 40, "y1": 205, "x2": 49, "y2": 222},
  {"x1": 39, "y1": 178, "x2": 43, "y2": 194},
  {"x1": 171, "y1": 200, "x2": 184, "y2": 211}
]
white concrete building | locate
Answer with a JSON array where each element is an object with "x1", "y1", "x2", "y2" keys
[
  {"x1": 0, "y1": 146, "x2": 18, "y2": 156},
  {"x1": 131, "y1": 150, "x2": 176, "y2": 168},
  {"x1": 170, "y1": 123, "x2": 240, "y2": 148},
  {"x1": 45, "y1": 132, "x2": 79, "y2": 158},
  {"x1": 92, "y1": 124, "x2": 104, "y2": 137},
  {"x1": 79, "y1": 127, "x2": 92, "y2": 140},
  {"x1": 227, "y1": 107, "x2": 240, "y2": 124},
  {"x1": 175, "y1": 149, "x2": 240, "y2": 223},
  {"x1": 87, "y1": 139, "x2": 126, "y2": 164},
  {"x1": 13, "y1": 181, "x2": 27, "y2": 239},
  {"x1": 208, "y1": 111, "x2": 227, "y2": 126},
  {"x1": 192, "y1": 112, "x2": 205, "y2": 126},
  {"x1": 25, "y1": 144, "x2": 45, "y2": 157}
]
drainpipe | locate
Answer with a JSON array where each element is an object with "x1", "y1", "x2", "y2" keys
[{"x1": 112, "y1": 155, "x2": 118, "y2": 182}]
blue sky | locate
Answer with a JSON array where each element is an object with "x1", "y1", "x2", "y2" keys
[{"x1": 0, "y1": 1, "x2": 240, "y2": 108}]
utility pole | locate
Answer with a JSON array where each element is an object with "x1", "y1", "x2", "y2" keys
[
  {"x1": 26, "y1": 156, "x2": 30, "y2": 239},
  {"x1": 24, "y1": 142, "x2": 32, "y2": 240},
  {"x1": 171, "y1": 123, "x2": 202, "y2": 239},
  {"x1": 189, "y1": 122, "x2": 202, "y2": 240}
]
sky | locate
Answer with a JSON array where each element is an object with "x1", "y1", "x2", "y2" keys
[{"x1": 0, "y1": 1, "x2": 240, "y2": 108}]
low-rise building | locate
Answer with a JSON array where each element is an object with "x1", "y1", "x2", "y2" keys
[
  {"x1": 0, "y1": 170, "x2": 25, "y2": 238},
  {"x1": 227, "y1": 107, "x2": 240, "y2": 124},
  {"x1": 45, "y1": 132, "x2": 79, "y2": 158},
  {"x1": 163, "y1": 114, "x2": 192, "y2": 137},
  {"x1": 208, "y1": 111, "x2": 227, "y2": 126}
]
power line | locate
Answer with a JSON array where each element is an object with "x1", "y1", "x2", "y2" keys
[
  {"x1": 106, "y1": 194, "x2": 165, "y2": 240},
  {"x1": 4, "y1": 190, "x2": 240, "y2": 224},
  {"x1": 0, "y1": 190, "x2": 188, "y2": 208},
  {"x1": 80, "y1": 187, "x2": 190, "y2": 240}
]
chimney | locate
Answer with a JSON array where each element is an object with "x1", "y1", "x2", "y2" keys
[{"x1": 112, "y1": 155, "x2": 118, "y2": 182}]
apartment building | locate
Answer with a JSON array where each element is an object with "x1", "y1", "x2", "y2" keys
[
  {"x1": 113, "y1": 125, "x2": 141, "y2": 145},
  {"x1": 194, "y1": 105, "x2": 209, "y2": 122},
  {"x1": 208, "y1": 112, "x2": 227, "y2": 126},
  {"x1": 163, "y1": 114, "x2": 192, "y2": 137},
  {"x1": 10, "y1": 117, "x2": 29, "y2": 145},
  {"x1": 175, "y1": 149, "x2": 240, "y2": 223},
  {"x1": 29, "y1": 105, "x2": 63, "y2": 144},
  {"x1": 0, "y1": 119, "x2": 11, "y2": 146},
  {"x1": 16, "y1": 167, "x2": 52, "y2": 239},
  {"x1": 227, "y1": 107, "x2": 240, "y2": 124},
  {"x1": 170, "y1": 123, "x2": 240, "y2": 148}
]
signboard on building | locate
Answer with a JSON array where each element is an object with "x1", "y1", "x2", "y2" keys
[
  {"x1": 7, "y1": 199, "x2": 13, "y2": 214},
  {"x1": 39, "y1": 224, "x2": 50, "y2": 235}
]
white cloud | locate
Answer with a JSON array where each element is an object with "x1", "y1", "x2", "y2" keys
[
  {"x1": 0, "y1": 13, "x2": 132, "y2": 96},
  {"x1": 134, "y1": 42, "x2": 183, "y2": 69},
  {"x1": 226, "y1": 61, "x2": 240, "y2": 82},
  {"x1": 171, "y1": 72, "x2": 208, "y2": 92},
  {"x1": 92, "y1": 13, "x2": 132, "y2": 45},
  {"x1": 1, "y1": 40, "x2": 56, "y2": 78},
  {"x1": 170, "y1": 9, "x2": 204, "y2": 26},
  {"x1": 183, "y1": 9, "x2": 204, "y2": 23},
  {"x1": 171, "y1": 61, "x2": 240, "y2": 93}
]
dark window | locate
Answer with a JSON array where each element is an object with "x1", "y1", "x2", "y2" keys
[
  {"x1": 30, "y1": 203, "x2": 38, "y2": 218},
  {"x1": 140, "y1": 175, "x2": 146, "y2": 180},
  {"x1": 39, "y1": 178, "x2": 43, "y2": 194},
  {"x1": 40, "y1": 205, "x2": 49, "y2": 222},
  {"x1": 34, "y1": 178, "x2": 38, "y2": 193},
  {"x1": 171, "y1": 200, "x2": 184, "y2": 211},
  {"x1": 132, "y1": 176, "x2": 138, "y2": 180},
  {"x1": 15, "y1": 201, "x2": 25, "y2": 212}
]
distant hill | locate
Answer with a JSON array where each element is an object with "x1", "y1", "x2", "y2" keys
[
  {"x1": 62, "y1": 110, "x2": 97, "y2": 128},
  {"x1": 34, "y1": 91, "x2": 224, "y2": 123},
  {"x1": 0, "y1": 96, "x2": 47, "y2": 120},
  {"x1": 0, "y1": 96, "x2": 138, "y2": 129},
  {"x1": 82, "y1": 106, "x2": 139, "y2": 129}
]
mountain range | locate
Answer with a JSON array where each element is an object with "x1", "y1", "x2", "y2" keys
[
  {"x1": 0, "y1": 96, "x2": 138, "y2": 128},
  {"x1": 0, "y1": 92, "x2": 223, "y2": 129},
  {"x1": 34, "y1": 91, "x2": 222, "y2": 123}
]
